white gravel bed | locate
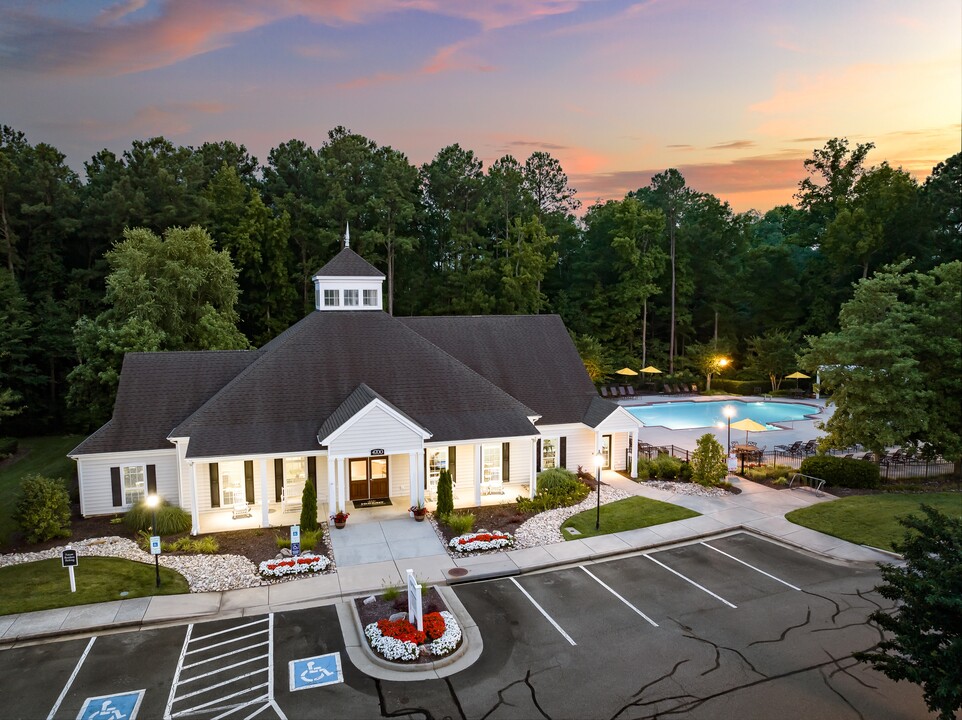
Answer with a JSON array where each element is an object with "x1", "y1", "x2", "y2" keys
[
  {"x1": 513, "y1": 486, "x2": 633, "y2": 548},
  {"x1": 0, "y1": 536, "x2": 264, "y2": 593},
  {"x1": 639, "y1": 480, "x2": 733, "y2": 498}
]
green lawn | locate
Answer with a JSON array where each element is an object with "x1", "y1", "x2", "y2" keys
[
  {"x1": 0, "y1": 435, "x2": 84, "y2": 545},
  {"x1": 785, "y1": 493, "x2": 962, "y2": 551},
  {"x1": 561, "y1": 496, "x2": 700, "y2": 540},
  {"x1": 0, "y1": 556, "x2": 189, "y2": 615}
]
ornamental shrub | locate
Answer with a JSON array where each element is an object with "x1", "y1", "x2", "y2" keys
[
  {"x1": 124, "y1": 500, "x2": 191, "y2": 535},
  {"x1": 800, "y1": 455, "x2": 880, "y2": 489},
  {"x1": 537, "y1": 467, "x2": 579, "y2": 493},
  {"x1": 690, "y1": 433, "x2": 727, "y2": 486},
  {"x1": 436, "y1": 468, "x2": 454, "y2": 518},
  {"x1": 518, "y1": 468, "x2": 589, "y2": 512},
  {"x1": 0, "y1": 436, "x2": 18, "y2": 459},
  {"x1": 636, "y1": 458, "x2": 655, "y2": 479},
  {"x1": 743, "y1": 464, "x2": 794, "y2": 482},
  {"x1": 14, "y1": 474, "x2": 72, "y2": 543},
  {"x1": 444, "y1": 512, "x2": 474, "y2": 535},
  {"x1": 300, "y1": 478, "x2": 319, "y2": 532},
  {"x1": 653, "y1": 454, "x2": 682, "y2": 479}
]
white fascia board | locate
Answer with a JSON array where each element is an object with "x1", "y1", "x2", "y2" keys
[
  {"x1": 69, "y1": 448, "x2": 177, "y2": 461},
  {"x1": 312, "y1": 274, "x2": 385, "y2": 283},
  {"x1": 527, "y1": 415, "x2": 542, "y2": 425},
  {"x1": 534, "y1": 422, "x2": 588, "y2": 434},
  {"x1": 320, "y1": 398, "x2": 433, "y2": 446},
  {"x1": 594, "y1": 406, "x2": 644, "y2": 431},
  {"x1": 187, "y1": 449, "x2": 330, "y2": 465}
]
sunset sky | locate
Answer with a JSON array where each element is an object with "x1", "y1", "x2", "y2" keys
[{"x1": 2, "y1": 0, "x2": 959, "y2": 213}]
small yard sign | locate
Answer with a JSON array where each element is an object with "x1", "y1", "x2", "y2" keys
[
  {"x1": 77, "y1": 689, "x2": 145, "y2": 720},
  {"x1": 62, "y1": 546, "x2": 78, "y2": 593},
  {"x1": 149, "y1": 536, "x2": 161, "y2": 555}
]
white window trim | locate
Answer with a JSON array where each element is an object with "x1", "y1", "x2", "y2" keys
[
  {"x1": 344, "y1": 289, "x2": 359, "y2": 306},
  {"x1": 363, "y1": 289, "x2": 378, "y2": 306},
  {"x1": 426, "y1": 448, "x2": 448, "y2": 499},
  {"x1": 540, "y1": 437, "x2": 559, "y2": 471},
  {"x1": 324, "y1": 289, "x2": 340, "y2": 307},
  {"x1": 219, "y1": 461, "x2": 246, "y2": 507},
  {"x1": 481, "y1": 444, "x2": 502, "y2": 487},
  {"x1": 121, "y1": 463, "x2": 147, "y2": 507}
]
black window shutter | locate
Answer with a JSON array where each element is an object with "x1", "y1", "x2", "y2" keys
[
  {"x1": 307, "y1": 456, "x2": 317, "y2": 484},
  {"x1": 146, "y1": 464, "x2": 157, "y2": 494},
  {"x1": 209, "y1": 463, "x2": 220, "y2": 508},
  {"x1": 448, "y1": 446, "x2": 457, "y2": 484},
  {"x1": 274, "y1": 459, "x2": 284, "y2": 502},
  {"x1": 110, "y1": 466, "x2": 122, "y2": 507},
  {"x1": 560, "y1": 437, "x2": 567, "y2": 468},
  {"x1": 536, "y1": 439, "x2": 542, "y2": 472},
  {"x1": 502, "y1": 442, "x2": 510, "y2": 483},
  {"x1": 244, "y1": 461, "x2": 255, "y2": 504}
]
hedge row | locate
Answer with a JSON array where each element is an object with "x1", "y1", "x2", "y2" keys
[
  {"x1": 799, "y1": 455, "x2": 881, "y2": 489},
  {"x1": 711, "y1": 379, "x2": 770, "y2": 394}
]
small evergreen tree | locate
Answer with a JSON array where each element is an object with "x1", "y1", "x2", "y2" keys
[
  {"x1": 300, "y1": 478, "x2": 318, "y2": 532},
  {"x1": 436, "y1": 468, "x2": 453, "y2": 518},
  {"x1": 690, "y1": 433, "x2": 726, "y2": 486},
  {"x1": 15, "y1": 474, "x2": 72, "y2": 543}
]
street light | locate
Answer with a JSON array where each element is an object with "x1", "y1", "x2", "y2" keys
[
  {"x1": 722, "y1": 405, "x2": 736, "y2": 477},
  {"x1": 594, "y1": 451, "x2": 605, "y2": 530},
  {"x1": 145, "y1": 493, "x2": 161, "y2": 588}
]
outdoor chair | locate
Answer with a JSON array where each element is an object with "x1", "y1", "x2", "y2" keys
[
  {"x1": 663, "y1": 383, "x2": 673, "y2": 394},
  {"x1": 618, "y1": 386, "x2": 628, "y2": 396},
  {"x1": 801, "y1": 439, "x2": 818, "y2": 455},
  {"x1": 689, "y1": 383, "x2": 699, "y2": 393},
  {"x1": 672, "y1": 384, "x2": 682, "y2": 394},
  {"x1": 232, "y1": 501, "x2": 252, "y2": 520},
  {"x1": 776, "y1": 440, "x2": 802, "y2": 455},
  {"x1": 281, "y1": 487, "x2": 302, "y2": 514},
  {"x1": 600, "y1": 386, "x2": 609, "y2": 397},
  {"x1": 625, "y1": 386, "x2": 636, "y2": 397}
]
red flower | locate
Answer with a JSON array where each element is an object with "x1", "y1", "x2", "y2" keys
[
  {"x1": 422, "y1": 612, "x2": 446, "y2": 641},
  {"x1": 377, "y1": 617, "x2": 427, "y2": 645}
]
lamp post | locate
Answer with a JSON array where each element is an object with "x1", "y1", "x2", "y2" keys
[
  {"x1": 594, "y1": 451, "x2": 605, "y2": 530},
  {"x1": 145, "y1": 493, "x2": 161, "y2": 588},
  {"x1": 722, "y1": 405, "x2": 736, "y2": 477}
]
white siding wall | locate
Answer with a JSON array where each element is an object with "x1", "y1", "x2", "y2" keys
[
  {"x1": 612, "y1": 432, "x2": 629, "y2": 471},
  {"x1": 561, "y1": 428, "x2": 598, "y2": 473},
  {"x1": 451, "y1": 444, "x2": 476, "y2": 506},
  {"x1": 507, "y1": 440, "x2": 534, "y2": 484},
  {"x1": 389, "y1": 454, "x2": 411, "y2": 498},
  {"x1": 78, "y1": 450, "x2": 179, "y2": 517},
  {"x1": 328, "y1": 406, "x2": 422, "y2": 457},
  {"x1": 195, "y1": 455, "x2": 329, "y2": 511}
]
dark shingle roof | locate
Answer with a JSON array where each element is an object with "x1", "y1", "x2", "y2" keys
[
  {"x1": 581, "y1": 395, "x2": 623, "y2": 428},
  {"x1": 173, "y1": 311, "x2": 538, "y2": 458},
  {"x1": 317, "y1": 383, "x2": 430, "y2": 442},
  {"x1": 399, "y1": 315, "x2": 616, "y2": 426},
  {"x1": 69, "y1": 350, "x2": 259, "y2": 455},
  {"x1": 312, "y1": 247, "x2": 384, "y2": 277}
]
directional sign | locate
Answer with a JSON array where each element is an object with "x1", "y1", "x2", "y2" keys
[
  {"x1": 76, "y1": 689, "x2": 145, "y2": 720},
  {"x1": 149, "y1": 536, "x2": 161, "y2": 556},
  {"x1": 61, "y1": 548, "x2": 79, "y2": 567},
  {"x1": 289, "y1": 653, "x2": 343, "y2": 692}
]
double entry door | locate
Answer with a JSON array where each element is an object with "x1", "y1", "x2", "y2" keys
[{"x1": 349, "y1": 457, "x2": 389, "y2": 501}]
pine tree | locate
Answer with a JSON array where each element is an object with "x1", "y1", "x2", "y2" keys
[
  {"x1": 436, "y1": 468, "x2": 453, "y2": 518},
  {"x1": 691, "y1": 433, "x2": 726, "y2": 486},
  {"x1": 299, "y1": 478, "x2": 318, "y2": 532}
]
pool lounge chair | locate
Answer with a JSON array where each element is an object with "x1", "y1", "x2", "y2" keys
[
  {"x1": 801, "y1": 439, "x2": 818, "y2": 455},
  {"x1": 663, "y1": 383, "x2": 673, "y2": 394},
  {"x1": 600, "y1": 386, "x2": 609, "y2": 397},
  {"x1": 776, "y1": 440, "x2": 802, "y2": 455},
  {"x1": 671, "y1": 384, "x2": 683, "y2": 394},
  {"x1": 625, "y1": 386, "x2": 636, "y2": 397}
]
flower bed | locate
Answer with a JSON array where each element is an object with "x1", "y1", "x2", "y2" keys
[
  {"x1": 364, "y1": 610, "x2": 461, "y2": 662},
  {"x1": 258, "y1": 553, "x2": 330, "y2": 578},
  {"x1": 448, "y1": 530, "x2": 514, "y2": 553}
]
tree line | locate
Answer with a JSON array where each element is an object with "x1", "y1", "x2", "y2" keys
[{"x1": 0, "y1": 123, "x2": 958, "y2": 433}]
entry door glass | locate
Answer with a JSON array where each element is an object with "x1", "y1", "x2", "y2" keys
[
  {"x1": 602, "y1": 435, "x2": 612, "y2": 470},
  {"x1": 349, "y1": 459, "x2": 369, "y2": 501},
  {"x1": 370, "y1": 458, "x2": 389, "y2": 498}
]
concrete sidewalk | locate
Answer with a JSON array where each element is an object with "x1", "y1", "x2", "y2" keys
[{"x1": 0, "y1": 477, "x2": 897, "y2": 647}]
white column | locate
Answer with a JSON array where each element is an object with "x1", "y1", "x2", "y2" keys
[
  {"x1": 260, "y1": 458, "x2": 270, "y2": 528},
  {"x1": 327, "y1": 455, "x2": 336, "y2": 519},
  {"x1": 529, "y1": 438, "x2": 537, "y2": 499},
  {"x1": 474, "y1": 443, "x2": 482, "y2": 505},
  {"x1": 630, "y1": 430, "x2": 639, "y2": 479},
  {"x1": 338, "y1": 458, "x2": 347, "y2": 512},
  {"x1": 189, "y1": 462, "x2": 200, "y2": 535},
  {"x1": 409, "y1": 452, "x2": 418, "y2": 509}
]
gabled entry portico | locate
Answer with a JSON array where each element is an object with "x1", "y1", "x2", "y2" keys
[{"x1": 319, "y1": 384, "x2": 432, "y2": 514}]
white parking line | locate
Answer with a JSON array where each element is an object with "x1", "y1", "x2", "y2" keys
[
  {"x1": 509, "y1": 577, "x2": 577, "y2": 646},
  {"x1": 184, "y1": 629, "x2": 269, "y2": 654},
  {"x1": 46, "y1": 636, "x2": 96, "y2": 720},
  {"x1": 700, "y1": 542, "x2": 802, "y2": 591},
  {"x1": 191, "y1": 617, "x2": 269, "y2": 642},
  {"x1": 579, "y1": 566, "x2": 659, "y2": 627},
  {"x1": 645, "y1": 554, "x2": 738, "y2": 608}
]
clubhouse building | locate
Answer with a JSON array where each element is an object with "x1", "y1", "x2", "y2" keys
[{"x1": 70, "y1": 245, "x2": 642, "y2": 534}]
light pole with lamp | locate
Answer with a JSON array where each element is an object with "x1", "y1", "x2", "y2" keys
[
  {"x1": 145, "y1": 493, "x2": 161, "y2": 588},
  {"x1": 722, "y1": 405, "x2": 736, "y2": 477},
  {"x1": 594, "y1": 451, "x2": 605, "y2": 530}
]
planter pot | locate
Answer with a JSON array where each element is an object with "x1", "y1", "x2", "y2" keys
[
  {"x1": 334, "y1": 520, "x2": 346, "y2": 529},
  {"x1": 413, "y1": 513, "x2": 426, "y2": 522}
]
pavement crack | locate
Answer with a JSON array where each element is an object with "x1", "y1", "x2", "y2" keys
[
  {"x1": 682, "y1": 632, "x2": 767, "y2": 679},
  {"x1": 444, "y1": 677, "x2": 468, "y2": 720},
  {"x1": 825, "y1": 649, "x2": 878, "y2": 690},
  {"x1": 748, "y1": 607, "x2": 811, "y2": 646},
  {"x1": 479, "y1": 668, "x2": 553, "y2": 720},
  {"x1": 819, "y1": 667, "x2": 867, "y2": 720},
  {"x1": 802, "y1": 589, "x2": 845, "y2": 623},
  {"x1": 630, "y1": 659, "x2": 690, "y2": 698},
  {"x1": 374, "y1": 678, "x2": 434, "y2": 719}
]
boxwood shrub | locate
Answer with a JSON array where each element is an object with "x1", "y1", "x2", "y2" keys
[{"x1": 799, "y1": 455, "x2": 880, "y2": 489}]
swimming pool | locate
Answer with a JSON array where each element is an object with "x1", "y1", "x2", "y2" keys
[{"x1": 626, "y1": 400, "x2": 818, "y2": 431}]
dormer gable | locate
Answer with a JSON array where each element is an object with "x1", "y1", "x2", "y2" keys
[{"x1": 311, "y1": 231, "x2": 385, "y2": 312}]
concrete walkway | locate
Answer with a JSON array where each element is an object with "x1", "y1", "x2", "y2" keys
[{"x1": 0, "y1": 476, "x2": 896, "y2": 648}]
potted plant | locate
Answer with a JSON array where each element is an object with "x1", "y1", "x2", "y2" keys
[
  {"x1": 409, "y1": 503, "x2": 427, "y2": 522},
  {"x1": 330, "y1": 510, "x2": 350, "y2": 529}
]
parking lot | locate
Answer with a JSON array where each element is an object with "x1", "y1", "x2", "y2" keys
[{"x1": 2, "y1": 533, "x2": 929, "y2": 720}]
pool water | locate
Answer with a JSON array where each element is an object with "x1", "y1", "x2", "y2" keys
[{"x1": 627, "y1": 400, "x2": 817, "y2": 431}]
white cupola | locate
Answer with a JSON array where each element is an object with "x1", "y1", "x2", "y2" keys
[{"x1": 311, "y1": 225, "x2": 385, "y2": 311}]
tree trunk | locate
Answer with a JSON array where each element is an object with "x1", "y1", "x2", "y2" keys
[
  {"x1": 669, "y1": 223, "x2": 676, "y2": 374},
  {"x1": 641, "y1": 297, "x2": 648, "y2": 369}
]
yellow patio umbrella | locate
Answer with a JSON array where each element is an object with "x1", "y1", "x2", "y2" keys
[
  {"x1": 640, "y1": 366, "x2": 662, "y2": 374},
  {"x1": 786, "y1": 370, "x2": 810, "y2": 390},
  {"x1": 615, "y1": 367, "x2": 639, "y2": 376},
  {"x1": 730, "y1": 417, "x2": 769, "y2": 444}
]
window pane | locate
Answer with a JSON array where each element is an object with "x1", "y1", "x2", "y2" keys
[
  {"x1": 363, "y1": 289, "x2": 377, "y2": 306},
  {"x1": 350, "y1": 459, "x2": 368, "y2": 479},
  {"x1": 123, "y1": 466, "x2": 145, "y2": 505},
  {"x1": 542, "y1": 438, "x2": 557, "y2": 469},
  {"x1": 344, "y1": 289, "x2": 359, "y2": 306},
  {"x1": 482, "y1": 444, "x2": 501, "y2": 484},
  {"x1": 324, "y1": 289, "x2": 339, "y2": 306},
  {"x1": 370, "y1": 458, "x2": 387, "y2": 479},
  {"x1": 220, "y1": 460, "x2": 245, "y2": 506}
]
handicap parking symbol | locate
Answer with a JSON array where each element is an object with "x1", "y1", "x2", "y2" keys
[
  {"x1": 76, "y1": 690, "x2": 145, "y2": 720},
  {"x1": 289, "y1": 652, "x2": 343, "y2": 692}
]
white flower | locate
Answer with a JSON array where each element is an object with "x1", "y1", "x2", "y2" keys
[
  {"x1": 364, "y1": 622, "x2": 419, "y2": 661},
  {"x1": 258, "y1": 553, "x2": 330, "y2": 578},
  {"x1": 449, "y1": 531, "x2": 514, "y2": 553},
  {"x1": 428, "y1": 611, "x2": 462, "y2": 657}
]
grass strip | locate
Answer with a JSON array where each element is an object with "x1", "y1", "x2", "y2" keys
[{"x1": 561, "y1": 496, "x2": 700, "y2": 540}]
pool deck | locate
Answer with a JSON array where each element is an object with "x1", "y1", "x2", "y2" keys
[{"x1": 615, "y1": 394, "x2": 834, "y2": 454}]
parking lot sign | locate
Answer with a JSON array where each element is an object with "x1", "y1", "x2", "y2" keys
[
  {"x1": 149, "y1": 536, "x2": 161, "y2": 555},
  {"x1": 289, "y1": 652, "x2": 343, "y2": 691},
  {"x1": 291, "y1": 525, "x2": 300, "y2": 557},
  {"x1": 77, "y1": 689, "x2": 145, "y2": 720}
]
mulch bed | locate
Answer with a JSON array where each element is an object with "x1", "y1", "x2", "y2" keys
[
  {"x1": 434, "y1": 503, "x2": 536, "y2": 544},
  {"x1": 354, "y1": 587, "x2": 453, "y2": 665}
]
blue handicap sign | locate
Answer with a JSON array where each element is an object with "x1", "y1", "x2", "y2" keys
[
  {"x1": 77, "y1": 690, "x2": 145, "y2": 720},
  {"x1": 289, "y1": 652, "x2": 343, "y2": 692}
]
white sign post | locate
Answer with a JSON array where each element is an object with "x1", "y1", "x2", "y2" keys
[
  {"x1": 61, "y1": 545, "x2": 79, "y2": 592},
  {"x1": 406, "y1": 568, "x2": 423, "y2": 632}
]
